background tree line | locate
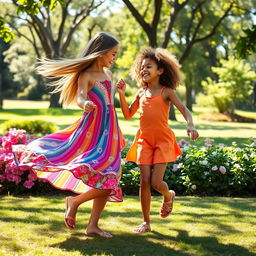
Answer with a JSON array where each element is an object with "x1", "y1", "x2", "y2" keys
[{"x1": 0, "y1": 0, "x2": 255, "y2": 119}]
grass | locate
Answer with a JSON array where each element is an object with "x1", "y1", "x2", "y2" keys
[
  {"x1": 0, "y1": 101, "x2": 256, "y2": 255},
  {"x1": 0, "y1": 195, "x2": 255, "y2": 256},
  {"x1": 1, "y1": 100, "x2": 256, "y2": 147}
]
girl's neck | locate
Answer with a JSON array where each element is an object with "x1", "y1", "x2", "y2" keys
[
  {"x1": 146, "y1": 81, "x2": 161, "y2": 89},
  {"x1": 89, "y1": 59, "x2": 105, "y2": 72}
]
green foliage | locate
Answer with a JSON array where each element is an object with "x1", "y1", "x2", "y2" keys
[
  {"x1": 200, "y1": 56, "x2": 256, "y2": 114},
  {"x1": 235, "y1": 24, "x2": 256, "y2": 59},
  {"x1": 0, "y1": 119, "x2": 57, "y2": 136},
  {"x1": 16, "y1": 0, "x2": 65, "y2": 15},
  {"x1": 121, "y1": 138, "x2": 256, "y2": 196},
  {"x1": 0, "y1": 17, "x2": 14, "y2": 42},
  {"x1": 120, "y1": 161, "x2": 140, "y2": 195}
]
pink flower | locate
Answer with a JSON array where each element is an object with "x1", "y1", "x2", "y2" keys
[
  {"x1": 178, "y1": 139, "x2": 190, "y2": 147},
  {"x1": 219, "y1": 166, "x2": 226, "y2": 174},
  {"x1": 211, "y1": 165, "x2": 218, "y2": 171},
  {"x1": 23, "y1": 180, "x2": 34, "y2": 189},
  {"x1": 87, "y1": 175, "x2": 100, "y2": 186},
  {"x1": 103, "y1": 178, "x2": 116, "y2": 189},
  {"x1": 28, "y1": 172, "x2": 37, "y2": 181},
  {"x1": 204, "y1": 138, "x2": 214, "y2": 147},
  {"x1": 172, "y1": 164, "x2": 178, "y2": 172}
]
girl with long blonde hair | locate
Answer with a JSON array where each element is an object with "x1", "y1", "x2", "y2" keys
[{"x1": 13, "y1": 32, "x2": 125, "y2": 238}]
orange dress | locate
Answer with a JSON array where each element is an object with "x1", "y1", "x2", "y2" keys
[{"x1": 126, "y1": 88, "x2": 182, "y2": 165}]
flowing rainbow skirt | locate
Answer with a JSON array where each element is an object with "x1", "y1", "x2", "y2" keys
[{"x1": 13, "y1": 80, "x2": 125, "y2": 202}]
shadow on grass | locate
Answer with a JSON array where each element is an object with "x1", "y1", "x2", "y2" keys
[{"x1": 51, "y1": 229, "x2": 255, "y2": 256}]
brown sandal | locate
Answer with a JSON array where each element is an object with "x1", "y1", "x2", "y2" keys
[
  {"x1": 160, "y1": 190, "x2": 175, "y2": 218},
  {"x1": 133, "y1": 222, "x2": 151, "y2": 234}
]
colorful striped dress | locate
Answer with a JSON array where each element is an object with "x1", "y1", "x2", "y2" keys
[{"x1": 13, "y1": 80, "x2": 125, "y2": 202}]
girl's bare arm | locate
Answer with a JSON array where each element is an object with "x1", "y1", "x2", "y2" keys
[
  {"x1": 77, "y1": 72, "x2": 96, "y2": 112},
  {"x1": 165, "y1": 88, "x2": 199, "y2": 140},
  {"x1": 116, "y1": 79, "x2": 141, "y2": 120}
]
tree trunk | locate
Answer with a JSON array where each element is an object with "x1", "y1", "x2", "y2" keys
[
  {"x1": 49, "y1": 92, "x2": 62, "y2": 108},
  {"x1": 253, "y1": 83, "x2": 256, "y2": 107},
  {"x1": 185, "y1": 83, "x2": 193, "y2": 111},
  {"x1": 169, "y1": 104, "x2": 176, "y2": 120},
  {"x1": 0, "y1": 73, "x2": 2, "y2": 110}
]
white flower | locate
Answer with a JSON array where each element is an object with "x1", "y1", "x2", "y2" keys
[
  {"x1": 182, "y1": 146, "x2": 189, "y2": 152},
  {"x1": 211, "y1": 165, "x2": 218, "y2": 171},
  {"x1": 234, "y1": 163, "x2": 240, "y2": 169},
  {"x1": 185, "y1": 154, "x2": 190, "y2": 159},
  {"x1": 191, "y1": 185, "x2": 197, "y2": 190},
  {"x1": 235, "y1": 147, "x2": 242, "y2": 152},
  {"x1": 200, "y1": 160, "x2": 208, "y2": 165},
  {"x1": 121, "y1": 159, "x2": 126, "y2": 165},
  {"x1": 177, "y1": 163, "x2": 183, "y2": 169}
]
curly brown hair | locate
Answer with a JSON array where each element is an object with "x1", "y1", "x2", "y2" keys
[{"x1": 131, "y1": 47, "x2": 182, "y2": 89}]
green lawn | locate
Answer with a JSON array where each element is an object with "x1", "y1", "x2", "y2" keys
[
  {"x1": 0, "y1": 195, "x2": 255, "y2": 256},
  {"x1": 1, "y1": 99, "x2": 256, "y2": 146}
]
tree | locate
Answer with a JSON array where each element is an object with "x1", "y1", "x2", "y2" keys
[
  {"x1": 235, "y1": 24, "x2": 256, "y2": 59},
  {"x1": 2, "y1": 0, "x2": 104, "y2": 107},
  {"x1": 120, "y1": 0, "x2": 245, "y2": 119},
  {"x1": 201, "y1": 57, "x2": 256, "y2": 115}
]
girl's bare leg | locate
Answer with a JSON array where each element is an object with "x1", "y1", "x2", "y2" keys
[
  {"x1": 65, "y1": 189, "x2": 111, "y2": 228},
  {"x1": 86, "y1": 194, "x2": 112, "y2": 238},
  {"x1": 134, "y1": 165, "x2": 152, "y2": 233},
  {"x1": 151, "y1": 163, "x2": 171, "y2": 202}
]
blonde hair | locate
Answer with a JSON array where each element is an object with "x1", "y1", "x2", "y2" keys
[
  {"x1": 36, "y1": 32, "x2": 119, "y2": 106},
  {"x1": 131, "y1": 47, "x2": 182, "y2": 89}
]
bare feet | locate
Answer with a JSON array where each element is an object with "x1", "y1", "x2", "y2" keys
[
  {"x1": 133, "y1": 222, "x2": 151, "y2": 234},
  {"x1": 85, "y1": 225, "x2": 113, "y2": 238},
  {"x1": 64, "y1": 196, "x2": 77, "y2": 229}
]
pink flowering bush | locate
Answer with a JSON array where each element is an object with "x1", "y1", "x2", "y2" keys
[
  {"x1": 0, "y1": 128, "x2": 38, "y2": 194},
  {"x1": 122, "y1": 137, "x2": 256, "y2": 196}
]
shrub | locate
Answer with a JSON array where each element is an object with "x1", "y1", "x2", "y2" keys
[
  {"x1": 121, "y1": 137, "x2": 256, "y2": 196},
  {"x1": 0, "y1": 119, "x2": 57, "y2": 136},
  {"x1": 0, "y1": 128, "x2": 59, "y2": 195},
  {"x1": 1, "y1": 127, "x2": 255, "y2": 196},
  {"x1": 0, "y1": 128, "x2": 37, "y2": 194}
]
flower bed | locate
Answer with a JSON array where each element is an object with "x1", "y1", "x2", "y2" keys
[
  {"x1": 0, "y1": 128, "x2": 255, "y2": 196},
  {"x1": 121, "y1": 138, "x2": 256, "y2": 196}
]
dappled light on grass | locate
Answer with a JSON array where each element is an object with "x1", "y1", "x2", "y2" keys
[{"x1": 0, "y1": 196, "x2": 255, "y2": 256}]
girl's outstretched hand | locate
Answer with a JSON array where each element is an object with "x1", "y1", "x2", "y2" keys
[
  {"x1": 187, "y1": 126, "x2": 199, "y2": 141},
  {"x1": 116, "y1": 79, "x2": 126, "y2": 94},
  {"x1": 83, "y1": 100, "x2": 96, "y2": 112}
]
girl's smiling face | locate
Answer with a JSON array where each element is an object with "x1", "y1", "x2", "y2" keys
[
  {"x1": 140, "y1": 58, "x2": 163, "y2": 83},
  {"x1": 101, "y1": 44, "x2": 119, "y2": 68}
]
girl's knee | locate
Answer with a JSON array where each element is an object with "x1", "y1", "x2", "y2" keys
[
  {"x1": 151, "y1": 181, "x2": 161, "y2": 191},
  {"x1": 140, "y1": 177, "x2": 151, "y2": 186}
]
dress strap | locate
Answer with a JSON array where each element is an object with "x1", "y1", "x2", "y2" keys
[{"x1": 160, "y1": 87, "x2": 165, "y2": 94}]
